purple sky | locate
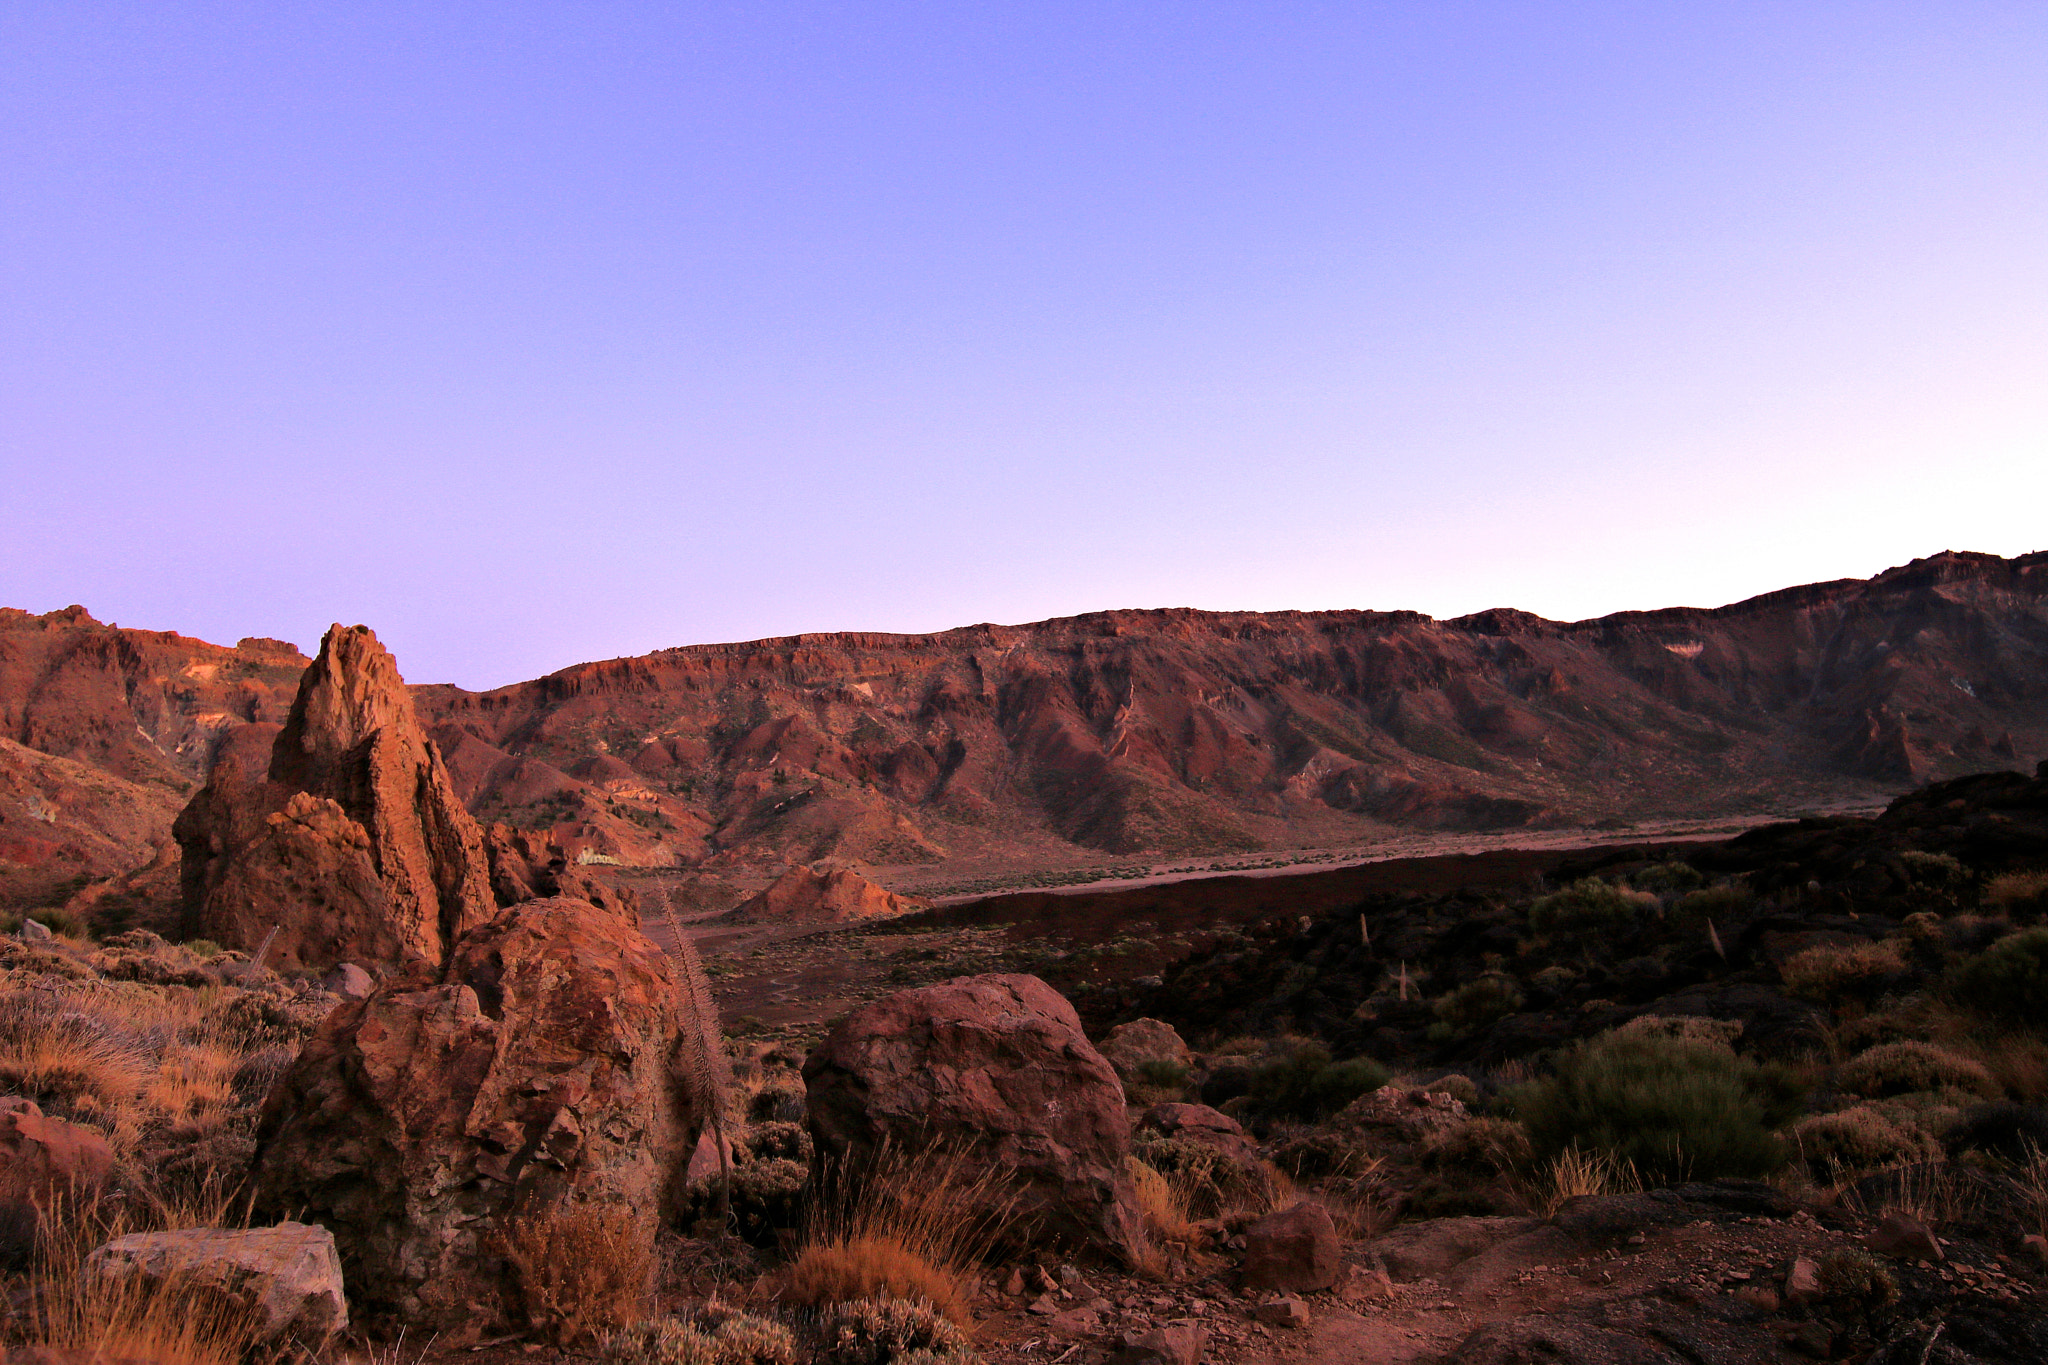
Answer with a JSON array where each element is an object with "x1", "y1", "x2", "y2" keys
[{"x1": 5, "y1": 3, "x2": 2045, "y2": 689}]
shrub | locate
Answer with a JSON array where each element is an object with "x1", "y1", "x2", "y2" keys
[
  {"x1": 1944, "y1": 1101, "x2": 2048, "y2": 1163},
  {"x1": 1789, "y1": 1106, "x2": 1942, "y2": 1179},
  {"x1": 1611, "y1": 1014, "x2": 1743, "y2": 1052},
  {"x1": 1838, "y1": 1041, "x2": 1996, "y2": 1100},
  {"x1": 1946, "y1": 927, "x2": 2048, "y2": 1029},
  {"x1": 1816, "y1": 1248, "x2": 1897, "y2": 1309},
  {"x1": 817, "y1": 1297, "x2": 976, "y2": 1365},
  {"x1": 1426, "y1": 1073, "x2": 1481, "y2": 1106},
  {"x1": 1240, "y1": 1042, "x2": 1388, "y2": 1121},
  {"x1": 1898, "y1": 850, "x2": 1969, "y2": 908},
  {"x1": 1985, "y1": 870, "x2": 2048, "y2": 921},
  {"x1": 1529, "y1": 879, "x2": 1657, "y2": 935},
  {"x1": 1433, "y1": 974, "x2": 1524, "y2": 1037},
  {"x1": 1628, "y1": 862, "x2": 1705, "y2": 896},
  {"x1": 1512, "y1": 1031, "x2": 1803, "y2": 1184},
  {"x1": 1670, "y1": 883, "x2": 1753, "y2": 925},
  {"x1": 1133, "y1": 1135, "x2": 1291, "y2": 1217},
  {"x1": 1124, "y1": 1155, "x2": 1199, "y2": 1247},
  {"x1": 492, "y1": 1204, "x2": 654, "y2": 1345},
  {"x1": 601, "y1": 1310, "x2": 799, "y2": 1365},
  {"x1": 1132, "y1": 1058, "x2": 1192, "y2": 1094},
  {"x1": 1423, "y1": 1117, "x2": 1533, "y2": 1173},
  {"x1": 1780, "y1": 939, "x2": 1908, "y2": 1004},
  {"x1": 744, "y1": 1121, "x2": 813, "y2": 1163},
  {"x1": 1513, "y1": 1144, "x2": 1642, "y2": 1219}
]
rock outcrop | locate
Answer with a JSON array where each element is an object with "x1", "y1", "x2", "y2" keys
[
  {"x1": 0, "y1": 1097, "x2": 113, "y2": 1243},
  {"x1": 174, "y1": 624, "x2": 497, "y2": 974},
  {"x1": 83, "y1": 1223, "x2": 348, "y2": 1346},
  {"x1": 248, "y1": 897, "x2": 722, "y2": 1334},
  {"x1": 724, "y1": 860, "x2": 920, "y2": 923},
  {"x1": 804, "y1": 973, "x2": 1145, "y2": 1262}
]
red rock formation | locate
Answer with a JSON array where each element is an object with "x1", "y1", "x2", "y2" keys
[
  {"x1": 175, "y1": 625, "x2": 497, "y2": 973},
  {"x1": 724, "y1": 860, "x2": 923, "y2": 923},
  {"x1": 803, "y1": 973, "x2": 1145, "y2": 1262},
  {"x1": 10, "y1": 550, "x2": 2048, "y2": 879},
  {"x1": 249, "y1": 897, "x2": 722, "y2": 1335}
]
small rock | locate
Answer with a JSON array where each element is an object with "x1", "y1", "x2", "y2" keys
[
  {"x1": 1028, "y1": 1295, "x2": 1059, "y2": 1316},
  {"x1": 1049, "y1": 1308, "x2": 1101, "y2": 1333},
  {"x1": 1256, "y1": 1296, "x2": 1311, "y2": 1329},
  {"x1": 19, "y1": 919, "x2": 51, "y2": 942},
  {"x1": 1784, "y1": 1256, "x2": 1822, "y2": 1306},
  {"x1": 1241, "y1": 1202, "x2": 1342, "y2": 1292},
  {"x1": 2023, "y1": 1234, "x2": 2048, "y2": 1267},
  {"x1": 1735, "y1": 1286, "x2": 1781, "y2": 1312},
  {"x1": 321, "y1": 962, "x2": 374, "y2": 999},
  {"x1": 1003, "y1": 1267, "x2": 1027, "y2": 1297},
  {"x1": 1116, "y1": 1320, "x2": 1207, "y2": 1365},
  {"x1": 83, "y1": 1223, "x2": 347, "y2": 1345},
  {"x1": 1866, "y1": 1212, "x2": 1943, "y2": 1263},
  {"x1": 1057, "y1": 1263, "x2": 1083, "y2": 1286}
]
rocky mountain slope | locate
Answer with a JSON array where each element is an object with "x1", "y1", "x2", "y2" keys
[{"x1": 4, "y1": 549, "x2": 2046, "y2": 888}]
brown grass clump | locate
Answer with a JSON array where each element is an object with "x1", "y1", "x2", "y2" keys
[
  {"x1": 1780, "y1": 940, "x2": 1909, "y2": 1005},
  {"x1": 1984, "y1": 870, "x2": 2048, "y2": 919},
  {"x1": 492, "y1": 1203, "x2": 655, "y2": 1346},
  {"x1": 1515, "y1": 1146, "x2": 1642, "y2": 1219},
  {"x1": 1125, "y1": 1155, "x2": 1199, "y2": 1246},
  {"x1": 773, "y1": 1143, "x2": 1015, "y2": 1329}
]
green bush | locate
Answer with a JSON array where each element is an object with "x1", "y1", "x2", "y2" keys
[
  {"x1": 1132, "y1": 1058, "x2": 1192, "y2": 1092},
  {"x1": 1529, "y1": 879, "x2": 1657, "y2": 935},
  {"x1": 1241, "y1": 1042, "x2": 1389, "y2": 1121},
  {"x1": 1670, "y1": 883, "x2": 1753, "y2": 925},
  {"x1": 1512, "y1": 1031, "x2": 1803, "y2": 1184},
  {"x1": 1628, "y1": 862, "x2": 1705, "y2": 896},
  {"x1": 1433, "y1": 974, "x2": 1525, "y2": 1037},
  {"x1": 1946, "y1": 927, "x2": 2048, "y2": 1029},
  {"x1": 1897, "y1": 850, "x2": 1970, "y2": 909}
]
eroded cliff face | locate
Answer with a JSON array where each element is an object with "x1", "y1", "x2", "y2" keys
[
  {"x1": 414, "y1": 550, "x2": 2048, "y2": 866},
  {"x1": 9, "y1": 550, "x2": 2048, "y2": 887},
  {"x1": 174, "y1": 625, "x2": 497, "y2": 972}
]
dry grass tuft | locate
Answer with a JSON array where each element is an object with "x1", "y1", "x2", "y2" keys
[
  {"x1": 1516, "y1": 1145, "x2": 1643, "y2": 1219},
  {"x1": 492, "y1": 1203, "x2": 654, "y2": 1346},
  {"x1": 773, "y1": 1142, "x2": 1016, "y2": 1328},
  {"x1": 1780, "y1": 939, "x2": 1908, "y2": 1005}
]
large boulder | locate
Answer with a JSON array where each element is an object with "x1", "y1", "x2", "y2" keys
[
  {"x1": 725, "y1": 860, "x2": 919, "y2": 923},
  {"x1": 1097, "y1": 1018, "x2": 1194, "y2": 1082},
  {"x1": 804, "y1": 974, "x2": 1144, "y2": 1261},
  {"x1": 248, "y1": 897, "x2": 726, "y2": 1334},
  {"x1": 0, "y1": 1097, "x2": 113, "y2": 1246},
  {"x1": 83, "y1": 1223, "x2": 347, "y2": 1346},
  {"x1": 175, "y1": 625, "x2": 497, "y2": 974}
]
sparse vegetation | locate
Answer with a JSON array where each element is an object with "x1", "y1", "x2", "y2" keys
[
  {"x1": 493, "y1": 1204, "x2": 655, "y2": 1346},
  {"x1": 1946, "y1": 926, "x2": 2048, "y2": 1029},
  {"x1": 1512, "y1": 1029, "x2": 1803, "y2": 1183},
  {"x1": 1528, "y1": 878, "x2": 1657, "y2": 935},
  {"x1": 1836, "y1": 1040, "x2": 1997, "y2": 1100},
  {"x1": 1780, "y1": 938, "x2": 1909, "y2": 1005}
]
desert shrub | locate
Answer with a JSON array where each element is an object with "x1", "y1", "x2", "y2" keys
[
  {"x1": 1529, "y1": 879, "x2": 1656, "y2": 935},
  {"x1": 744, "y1": 1121, "x2": 813, "y2": 1163},
  {"x1": 1898, "y1": 850, "x2": 1970, "y2": 908},
  {"x1": 1790, "y1": 1106, "x2": 1942, "y2": 1179},
  {"x1": 1670, "y1": 883, "x2": 1753, "y2": 925},
  {"x1": 1423, "y1": 1117, "x2": 1533, "y2": 1174},
  {"x1": 1944, "y1": 1102, "x2": 2048, "y2": 1163},
  {"x1": 1132, "y1": 1058, "x2": 1192, "y2": 1093},
  {"x1": 1133, "y1": 1134, "x2": 1289, "y2": 1217},
  {"x1": 1780, "y1": 939, "x2": 1908, "y2": 1005},
  {"x1": 817, "y1": 1297, "x2": 976, "y2": 1365},
  {"x1": 1985, "y1": 870, "x2": 2048, "y2": 921},
  {"x1": 1815, "y1": 1248, "x2": 1897, "y2": 1309},
  {"x1": 1240, "y1": 1042, "x2": 1388, "y2": 1121},
  {"x1": 1946, "y1": 927, "x2": 2048, "y2": 1029},
  {"x1": 724, "y1": 1158, "x2": 810, "y2": 1240},
  {"x1": 1838, "y1": 1041, "x2": 1996, "y2": 1100},
  {"x1": 1511, "y1": 1031, "x2": 1803, "y2": 1184},
  {"x1": 1513, "y1": 1144, "x2": 1642, "y2": 1219},
  {"x1": 748, "y1": 1072, "x2": 808, "y2": 1124},
  {"x1": 1628, "y1": 862, "x2": 1705, "y2": 896},
  {"x1": 493, "y1": 1204, "x2": 654, "y2": 1345},
  {"x1": 1611, "y1": 1014, "x2": 1743, "y2": 1051},
  {"x1": 1433, "y1": 974, "x2": 1524, "y2": 1037},
  {"x1": 601, "y1": 1309, "x2": 799, "y2": 1365}
]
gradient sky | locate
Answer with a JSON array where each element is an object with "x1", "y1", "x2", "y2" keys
[{"x1": 4, "y1": 3, "x2": 2045, "y2": 689}]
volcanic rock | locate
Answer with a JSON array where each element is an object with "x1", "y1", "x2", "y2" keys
[
  {"x1": 175, "y1": 625, "x2": 497, "y2": 973},
  {"x1": 1096, "y1": 1018, "x2": 1194, "y2": 1081},
  {"x1": 249, "y1": 896, "x2": 725, "y2": 1334},
  {"x1": 725, "y1": 860, "x2": 919, "y2": 923},
  {"x1": 0, "y1": 1097, "x2": 113, "y2": 1242},
  {"x1": 83, "y1": 1223, "x2": 347, "y2": 1345},
  {"x1": 1240, "y1": 1202, "x2": 1342, "y2": 1292},
  {"x1": 803, "y1": 973, "x2": 1146, "y2": 1262}
]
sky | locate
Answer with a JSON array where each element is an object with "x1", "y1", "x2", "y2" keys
[{"x1": 3, "y1": 3, "x2": 2045, "y2": 689}]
